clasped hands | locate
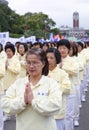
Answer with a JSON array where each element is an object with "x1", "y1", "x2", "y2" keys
[{"x1": 24, "y1": 83, "x2": 34, "y2": 105}]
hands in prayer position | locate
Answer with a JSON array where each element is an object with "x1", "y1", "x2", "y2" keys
[{"x1": 24, "y1": 83, "x2": 34, "y2": 105}]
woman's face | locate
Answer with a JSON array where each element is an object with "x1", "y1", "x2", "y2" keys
[
  {"x1": 46, "y1": 52, "x2": 56, "y2": 70},
  {"x1": 6, "y1": 48, "x2": 14, "y2": 58},
  {"x1": 78, "y1": 45, "x2": 82, "y2": 53},
  {"x1": 58, "y1": 45, "x2": 69, "y2": 58},
  {"x1": 42, "y1": 45, "x2": 48, "y2": 52},
  {"x1": 26, "y1": 54, "x2": 45, "y2": 77},
  {"x1": 18, "y1": 45, "x2": 25, "y2": 55}
]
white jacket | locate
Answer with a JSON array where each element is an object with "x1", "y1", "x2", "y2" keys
[{"x1": 1, "y1": 75, "x2": 62, "y2": 130}]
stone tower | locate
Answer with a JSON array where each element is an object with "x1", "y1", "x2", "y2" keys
[{"x1": 73, "y1": 11, "x2": 79, "y2": 29}]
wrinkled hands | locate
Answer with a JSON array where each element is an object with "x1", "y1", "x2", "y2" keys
[{"x1": 24, "y1": 83, "x2": 34, "y2": 105}]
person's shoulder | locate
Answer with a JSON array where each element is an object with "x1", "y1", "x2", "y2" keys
[
  {"x1": 68, "y1": 55, "x2": 76, "y2": 62},
  {"x1": 55, "y1": 66, "x2": 67, "y2": 75},
  {"x1": 14, "y1": 77, "x2": 28, "y2": 84},
  {"x1": 12, "y1": 55, "x2": 20, "y2": 61},
  {"x1": 42, "y1": 75, "x2": 58, "y2": 84},
  {"x1": 59, "y1": 68, "x2": 68, "y2": 74}
]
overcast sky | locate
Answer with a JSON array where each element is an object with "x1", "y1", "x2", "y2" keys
[{"x1": 7, "y1": 0, "x2": 89, "y2": 29}]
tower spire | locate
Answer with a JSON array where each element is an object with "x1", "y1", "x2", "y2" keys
[{"x1": 73, "y1": 11, "x2": 79, "y2": 29}]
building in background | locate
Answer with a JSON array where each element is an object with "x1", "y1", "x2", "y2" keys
[
  {"x1": 60, "y1": 11, "x2": 89, "y2": 39},
  {"x1": 73, "y1": 11, "x2": 79, "y2": 29}
]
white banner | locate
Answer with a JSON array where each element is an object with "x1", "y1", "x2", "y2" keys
[
  {"x1": 0, "y1": 32, "x2": 9, "y2": 46},
  {"x1": 26, "y1": 36, "x2": 36, "y2": 43}
]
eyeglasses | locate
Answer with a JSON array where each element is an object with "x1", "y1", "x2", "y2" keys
[{"x1": 26, "y1": 61, "x2": 41, "y2": 66}]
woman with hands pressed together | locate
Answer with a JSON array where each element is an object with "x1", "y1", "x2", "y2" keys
[
  {"x1": 1, "y1": 48, "x2": 62, "y2": 130},
  {"x1": 57, "y1": 39, "x2": 79, "y2": 130},
  {"x1": 46, "y1": 48, "x2": 71, "y2": 130}
]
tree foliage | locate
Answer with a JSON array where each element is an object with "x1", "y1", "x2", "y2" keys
[
  {"x1": 24, "y1": 12, "x2": 57, "y2": 38},
  {"x1": 0, "y1": 3, "x2": 25, "y2": 34},
  {"x1": 0, "y1": 3, "x2": 60, "y2": 38}
]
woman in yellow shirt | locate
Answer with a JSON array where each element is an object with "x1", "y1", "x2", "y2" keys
[
  {"x1": 4, "y1": 44, "x2": 21, "y2": 91},
  {"x1": 69, "y1": 42, "x2": 82, "y2": 126},
  {"x1": 79, "y1": 41, "x2": 89, "y2": 101},
  {"x1": 1, "y1": 48, "x2": 62, "y2": 130},
  {"x1": 0, "y1": 43, "x2": 7, "y2": 62},
  {"x1": 46, "y1": 48, "x2": 71, "y2": 130},
  {"x1": 57, "y1": 39, "x2": 79, "y2": 130},
  {"x1": 3, "y1": 43, "x2": 21, "y2": 121},
  {"x1": 0, "y1": 59, "x2": 5, "y2": 130},
  {"x1": 17, "y1": 42, "x2": 28, "y2": 78},
  {"x1": 77, "y1": 42, "x2": 86, "y2": 102}
]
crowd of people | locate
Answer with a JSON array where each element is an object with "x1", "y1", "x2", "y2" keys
[{"x1": 0, "y1": 39, "x2": 89, "y2": 130}]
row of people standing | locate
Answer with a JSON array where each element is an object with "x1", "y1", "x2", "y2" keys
[
  {"x1": 1, "y1": 46, "x2": 62, "y2": 130},
  {"x1": 46, "y1": 40, "x2": 79, "y2": 130},
  {"x1": 0, "y1": 39, "x2": 89, "y2": 130},
  {"x1": 29, "y1": 39, "x2": 89, "y2": 130},
  {"x1": 56, "y1": 39, "x2": 89, "y2": 130},
  {"x1": 0, "y1": 42, "x2": 28, "y2": 130},
  {"x1": 45, "y1": 39, "x2": 89, "y2": 130}
]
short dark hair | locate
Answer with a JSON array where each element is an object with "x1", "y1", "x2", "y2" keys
[
  {"x1": 42, "y1": 42, "x2": 49, "y2": 48},
  {"x1": 5, "y1": 44, "x2": 15, "y2": 55},
  {"x1": 26, "y1": 48, "x2": 49, "y2": 76},
  {"x1": 18, "y1": 43, "x2": 28, "y2": 53},
  {"x1": 46, "y1": 48, "x2": 61, "y2": 64},
  {"x1": 77, "y1": 42, "x2": 84, "y2": 49},
  {"x1": 57, "y1": 39, "x2": 71, "y2": 50},
  {"x1": 33, "y1": 42, "x2": 42, "y2": 48}
]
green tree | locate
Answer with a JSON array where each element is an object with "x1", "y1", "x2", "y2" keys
[
  {"x1": 0, "y1": 3, "x2": 25, "y2": 34},
  {"x1": 0, "y1": 4, "x2": 10, "y2": 31},
  {"x1": 0, "y1": 3, "x2": 60, "y2": 38},
  {"x1": 24, "y1": 12, "x2": 56, "y2": 38},
  {"x1": 50, "y1": 27, "x2": 60, "y2": 35}
]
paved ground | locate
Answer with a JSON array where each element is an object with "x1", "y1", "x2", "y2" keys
[
  {"x1": 4, "y1": 116, "x2": 16, "y2": 130},
  {"x1": 4, "y1": 87, "x2": 89, "y2": 130},
  {"x1": 75, "y1": 87, "x2": 89, "y2": 130}
]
